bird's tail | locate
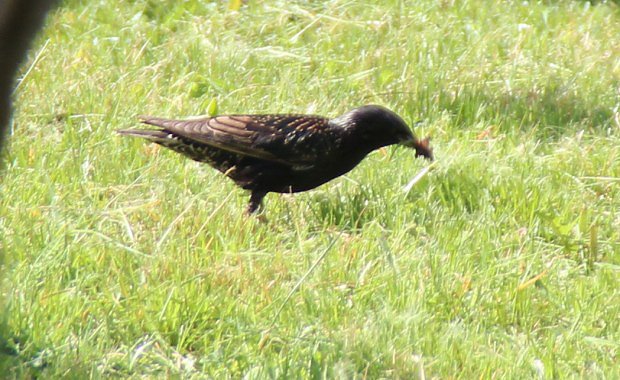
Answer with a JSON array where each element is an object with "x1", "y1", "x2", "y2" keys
[
  {"x1": 117, "y1": 115, "x2": 199, "y2": 143},
  {"x1": 116, "y1": 128, "x2": 171, "y2": 144},
  {"x1": 137, "y1": 115, "x2": 186, "y2": 129}
]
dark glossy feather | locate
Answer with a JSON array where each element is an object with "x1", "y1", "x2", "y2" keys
[
  {"x1": 118, "y1": 105, "x2": 433, "y2": 214},
  {"x1": 136, "y1": 114, "x2": 340, "y2": 166}
]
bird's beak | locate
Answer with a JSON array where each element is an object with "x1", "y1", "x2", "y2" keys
[{"x1": 401, "y1": 136, "x2": 434, "y2": 161}]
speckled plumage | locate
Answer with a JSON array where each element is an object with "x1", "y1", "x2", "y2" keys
[{"x1": 117, "y1": 105, "x2": 433, "y2": 214}]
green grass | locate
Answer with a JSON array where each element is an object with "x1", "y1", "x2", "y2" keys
[{"x1": 1, "y1": 0, "x2": 619, "y2": 378}]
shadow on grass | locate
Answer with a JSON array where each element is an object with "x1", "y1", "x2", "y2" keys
[
  {"x1": 307, "y1": 187, "x2": 381, "y2": 231},
  {"x1": 398, "y1": 81, "x2": 615, "y2": 140},
  {"x1": 0, "y1": 326, "x2": 93, "y2": 378},
  {"x1": 306, "y1": 181, "x2": 431, "y2": 231},
  {"x1": 0, "y1": 323, "x2": 43, "y2": 379}
]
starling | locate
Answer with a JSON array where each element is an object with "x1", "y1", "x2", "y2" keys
[{"x1": 117, "y1": 105, "x2": 433, "y2": 214}]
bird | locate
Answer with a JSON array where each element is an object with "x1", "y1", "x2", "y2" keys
[{"x1": 117, "y1": 104, "x2": 433, "y2": 214}]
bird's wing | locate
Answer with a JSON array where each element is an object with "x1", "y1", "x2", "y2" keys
[{"x1": 138, "y1": 114, "x2": 337, "y2": 167}]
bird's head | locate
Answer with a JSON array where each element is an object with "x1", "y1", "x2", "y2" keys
[{"x1": 335, "y1": 105, "x2": 434, "y2": 161}]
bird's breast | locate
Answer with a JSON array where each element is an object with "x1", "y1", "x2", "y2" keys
[{"x1": 270, "y1": 149, "x2": 370, "y2": 193}]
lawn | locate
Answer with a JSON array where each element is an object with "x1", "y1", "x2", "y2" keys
[{"x1": 1, "y1": 0, "x2": 619, "y2": 378}]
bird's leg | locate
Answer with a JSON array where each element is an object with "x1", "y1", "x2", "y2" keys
[{"x1": 246, "y1": 190, "x2": 267, "y2": 215}]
